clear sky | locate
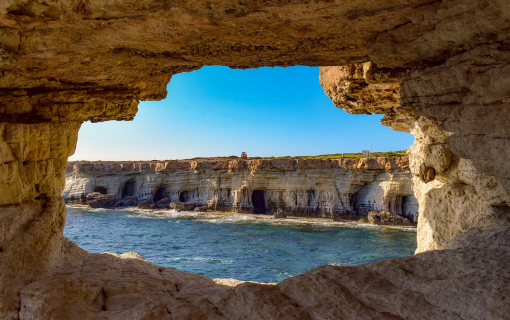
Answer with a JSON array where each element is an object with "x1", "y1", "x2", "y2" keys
[{"x1": 69, "y1": 66, "x2": 413, "y2": 161}]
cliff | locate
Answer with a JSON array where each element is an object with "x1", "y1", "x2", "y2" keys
[
  {"x1": 63, "y1": 157, "x2": 417, "y2": 220},
  {"x1": 1, "y1": 0, "x2": 510, "y2": 319},
  {"x1": 319, "y1": 60, "x2": 510, "y2": 253}
]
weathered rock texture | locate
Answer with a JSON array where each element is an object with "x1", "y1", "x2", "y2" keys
[
  {"x1": 368, "y1": 210, "x2": 414, "y2": 226},
  {"x1": 320, "y1": 57, "x2": 510, "y2": 253},
  {"x1": 17, "y1": 227, "x2": 510, "y2": 320},
  {"x1": 1, "y1": 0, "x2": 510, "y2": 318},
  {"x1": 85, "y1": 192, "x2": 116, "y2": 208},
  {"x1": 63, "y1": 157, "x2": 417, "y2": 220}
]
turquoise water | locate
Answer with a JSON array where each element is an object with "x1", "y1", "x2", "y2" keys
[{"x1": 64, "y1": 206, "x2": 417, "y2": 283}]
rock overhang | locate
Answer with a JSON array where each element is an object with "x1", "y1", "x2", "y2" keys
[
  {"x1": 1, "y1": 0, "x2": 510, "y2": 318},
  {"x1": 0, "y1": 0, "x2": 441, "y2": 109}
]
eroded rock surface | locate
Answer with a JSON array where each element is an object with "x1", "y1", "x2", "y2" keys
[
  {"x1": 368, "y1": 210, "x2": 413, "y2": 226},
  {"x1": 169, "y1": 201, "x2": 196, "y2": 211},
  {"x1": 1, "y1": 0, "x2": 510, "y2": 318},
  {"x1": 63, "y1": 157, "x2": 417, "y2": 220},
  {"x1": 17, "y1": 227, "x2": 510, "y2": 320},
  {"x1": 320, "y1": 5, "x2": 510, "y2": 253},
  {"x1": 85, "y1": 192, "x2": 116, "y2": 208}
]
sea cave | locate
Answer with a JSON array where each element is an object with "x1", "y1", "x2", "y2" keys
[{"x1": 1, "y1": 0, "x2": 509, "y2": 319}]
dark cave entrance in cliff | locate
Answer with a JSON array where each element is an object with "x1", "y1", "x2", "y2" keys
[
  {"x1": 402, "y1": 196, "x2": 419, "y2": 221},
  {"x1": 389, "y1": 195, "x2": 404, "y2": 216},
  {"x1": 252, "y1": 190, "x2": 266, "y2": 214},
  {"x1": 179, "y1": 191, "x2": 188, "y2": 202},
  {"x1": 93, "y1": 186, "x2": 107, "y2": 194},
  {"x1": 154, "y1": 187, "x2": 167, "y2": 202},
  {"x1": 122, "y1": 180, "x2": 136, "y2": 197}
]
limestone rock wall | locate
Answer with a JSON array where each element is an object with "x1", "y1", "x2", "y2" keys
[
  {"x1": 63, "y1": 157, "x2": 417, "y2": 219},
  {"x1": 320, "y1": 55, "x2": 510, "y2": 253},
  {"x1": 0, "y1": 97, "x2": 137, "y2": 318},
  {"x1": 1, "y1": 0, "x2": 510, "y2": 318}
]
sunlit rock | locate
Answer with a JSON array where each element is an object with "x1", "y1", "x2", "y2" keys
[
  {"x1": 63, "y1": 157, "x2": 417, "y2": 220},
  {"x1": 1, "y1": 0, "x2": 510, "y2": 318},
  {"x1": 368, "y1": 210, "x2": 413, "y2": 226},
  {"x1": 85, "y1": 192, "x2": 116, "y2": 208}
]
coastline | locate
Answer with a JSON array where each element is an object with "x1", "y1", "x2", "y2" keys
[
  {"x1": 64, "y1": 204, "x2": 418, "y2": 283},
  {"x1": 64, "y1": 156, "x2": 417, "y2": 226},
  {"x1": 65, "y1": 204, "x2": 417, "y2": 231}
]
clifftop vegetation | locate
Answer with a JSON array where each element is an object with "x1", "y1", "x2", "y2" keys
[{"x1": 187, "y1": 151, "x2": 408, "y2": 161}]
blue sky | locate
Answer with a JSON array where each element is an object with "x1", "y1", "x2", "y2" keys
[{"x1": 69, "y1": 66, "x2": 413, "y2": 161}]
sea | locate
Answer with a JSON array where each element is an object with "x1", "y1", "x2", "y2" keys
[{"x1": 64, "y1": 206, "x2": 417, "y2": 283}]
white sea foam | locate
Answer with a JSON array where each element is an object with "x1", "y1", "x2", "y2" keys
[
  {"x1": 66, "y1": 205, "x2": 416, "y2": 232},
  {"x1": 162, "y1": 257, "x2": 234, "y2": 264}
]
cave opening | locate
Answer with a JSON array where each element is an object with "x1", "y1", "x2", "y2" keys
[
  {"x1": 349, "y1": 193, "x2": 356, "y2": 208},
  {"x1": 252, "y1": 190, "x2": 266, "y2": 214},
  {"x1": 154, "y1": 187, "x2": 167, "y2": 202},
  {"x1": 402, "y1": 195, "x2": 419, "y2": 221},
  {"x1": 122, "y1": 180, "x2": 136, "y2": 197},
  {"x1": 389, "y1": 195, "x2": 404, "y2": 216},
  {"x1": 93, "y1": 186, "x2": 107, "y2": 194},
  {"x1": 61, "y1": 66, "x2": 417, "y2": 289},
  {"x1": 9, "y1": 1, "x2": 510, "y2": 314},
  {"x1": 179, "y1": 191, "x2": 188, "y2": 202},
  {"x1": 307, "y1": 190, "x2": 315, "y2": 207}
]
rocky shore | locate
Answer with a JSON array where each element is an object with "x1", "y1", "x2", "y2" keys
[
  {"x1": 3, "y1": 0, "x2": 510, "y2": 317},
  {"x1": 64, "y1": 156, "x2": 417, "y2": 225}
]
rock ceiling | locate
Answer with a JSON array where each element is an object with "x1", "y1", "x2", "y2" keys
[{"x1": 1, "y1": 0, "x2": 510, "y2": 319}]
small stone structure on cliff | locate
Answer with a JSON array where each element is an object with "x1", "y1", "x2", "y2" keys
[
  {"x1": 64, "y1": 157, "x2": 418, "y2": 221},
  {"x1": 1, "y1": 0, "x2": 510, "y2": 319}
]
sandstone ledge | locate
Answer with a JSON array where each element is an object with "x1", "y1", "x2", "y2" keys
[{"x1": 66, "y1": 157, "x2": 409, "y2": 174}]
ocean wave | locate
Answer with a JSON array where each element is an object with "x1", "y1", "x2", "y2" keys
[
  {"x1": 66, "y1": 204, "x2": 90, "y2": 208},
  {"x1": 66, "y1": 205, "x2": 416, "y2": 232},
  {"x1": 66, "y1": 206, "x2": 113, "y2": 214},
  {"x1": 162, "y1": 257, "x2": 234, "y2": 264}
]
